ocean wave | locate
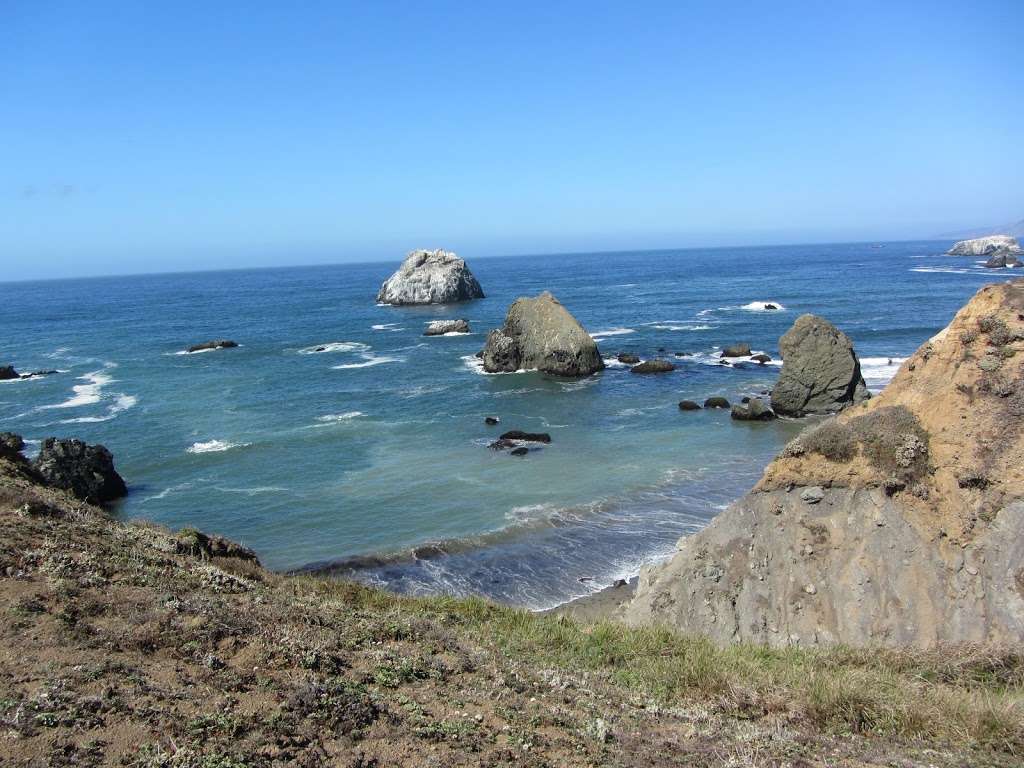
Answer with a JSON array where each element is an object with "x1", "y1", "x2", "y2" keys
[
  {"x1": 602, "y1": 357, "x2": 629, "y2": 368},
  {"x1": 649, "y1": 323, "x2": 714, "y2": 331},
  {"x1": 214, "y1": 486, "x2": 288, "y2": 496},
  {"x1": 909, "y1": 266, "x2": 976, "y2": 275},
  {"x1": 692, "y1": 349, "x2": 781, "y2": 367},
  {"x1": 741, "y1": 301, "x2": 785, "y2": 312},
  {"x1": 141, "y1": 480, "x2": 197, "y2": 503},
  {"x1": 39, "y1": 367, "x2": 115, "y2": 409},
  {"x1": 332, "y1": 354, "x2": 402, "y2": 369},
  {"x1": 315, "y1": 411, "x2": 365, "y2": 423},
  {"x1": 860, "y1": 356, "x2": 907, "y2": 391},
  {"x1": 371, "y1": 323, "x2": 403, "y2": 332},
  {"x1": 58, "y1": 393, "x2": 138, "y2": 424},
  {"x1": 187, "y1": 440, "x2": 251, "y2": 454},
  {"x1": 590, "y1": 328, "x2": 635, "y2": 340},
  {"x1": 298, "y1": 341, "x2": 370, "y2": 354}
]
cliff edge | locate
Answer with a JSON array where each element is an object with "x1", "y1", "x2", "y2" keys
[{"x1": 623, "y1": 280, "x2": 1024, "y2": 647}]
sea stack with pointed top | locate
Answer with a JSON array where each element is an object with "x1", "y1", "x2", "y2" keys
[
  {"x1": 481, "y1": 291, "x2": 604, "y2": 377},
  {"x1": 376, "y1": 249, "x2": 485, "y2": 305},
  {"x1": 770, "y1": 314, "x2": 869, "y2": 417}
]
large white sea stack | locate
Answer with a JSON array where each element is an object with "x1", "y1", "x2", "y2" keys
[
  {"x1": 376, "y1": 249, "x2": 485, "y2": 305},
  {"x1": 947, "y1": 235, "x2": 1022, "y2": 256}
]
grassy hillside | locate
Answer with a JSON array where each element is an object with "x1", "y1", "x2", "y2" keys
[{"x1": 1, "y1": 456, "x2": 1022, "y2": 767}]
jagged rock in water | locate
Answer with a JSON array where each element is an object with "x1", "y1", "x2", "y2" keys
[
  {"x1": 770, "y1": 315, "x2": 869, "y2": 417},
  {"x1": 750, "y1": 354, "x2": 772, "y2": 364},
  {"x1": 720, "y1": 343, "x2": 751, "y2": 358},
  {"x1": 983, "y1": 248, "x2": 1020, "y2": 269},
  {"x1": 31, "y1": 438, "x2": 127, "y2": 504},
  {"x1": 947, "y1": 235, "x2": 1022, "y2": 256},
  {"x1": 617, "y1": 353, "x2": 641, "y2": 365},
  {"x1": 480, "y1": 292, "x2": 603, "y2": 377},
  {"x1": 622, "y1": 280, "x2": 1024, "y2": 647},
  {"x1": 630, "y1": 359, "x2": 675, "y2": 374},
  {"x1": 0, "y1": 366, "x2": 18, "y2": 380},
  {"x1": 376, "y1": 249, "x2": 485, "y2": 305},
  {"x1": 187, "y1": 340, "x2": 238, "y2": 353},
  {"x1": 730, "y1": 398, "x2": 776, "y2": 421},
  {"x1": 498, "y1": 430, "x2": 551, "y2": 444},
  {"x1": 424, "y1": 319, "x2": 470, "y2": 336}
]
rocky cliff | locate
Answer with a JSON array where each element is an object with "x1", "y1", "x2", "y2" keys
[
  {"x1": 948, "y1": 235, "x2": 1022, "y2": 256},
  {"x1": 623, "y1": 280, "x2": 1024, "y2": 647}
]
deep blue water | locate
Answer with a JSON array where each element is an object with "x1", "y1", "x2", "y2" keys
[{"x1": 0, "y1": 241, "x2": 1010, "y2": 608}]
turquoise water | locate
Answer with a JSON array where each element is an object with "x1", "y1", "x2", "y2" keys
[{"x1": 0, "y1": 242, "x2": 1007, "y2": 607}]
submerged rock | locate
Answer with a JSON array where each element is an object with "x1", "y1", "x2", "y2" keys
[
  {"x1": 480, "y1": 292, "x2": 603, "y2": 377},
  {"x1": 424, "y1": 319, "x2": 470, "y2": 336},
  {"x1": 0, "y1": 366, "x2": 18, "y2": 380},
  {"x1": 948, "y1": 235, "x2": 1022, "y2": 256},
  {"x1": 730, "y1": 398, "x2": 776, "y2": 421},
  {"x1": 617, "y1": 353, "x2": 641, "y2": 365},
  {"x1": 484, "y1": 416, "x2": 500, "y2": 425},
  {"x1": 187, "y1": 340, "x2": 238, "y2": 353},
  {"x1": 703, "y1": 396, "x2": 731, "y2": 409},
  {"x1": 499, "y1": 430, "x2": 551, "y2": 443},
  {"x1": 31, "y1": 437, "x2": 127, "y2": 504},
  {"x1": 770, "y1": 315, "x2": 869, "y2": 417},
  {"x1": 509, "y1": 447, "x2": 529, "y2": 457},
  {"x1": 376, "y1": 249, "x2": 485, "y2": 305},
  {"x1": 630, "y1": 359, "x2": 675, "y2": 374},
  {"x1": 750, "y1": 354, "x2": 772, "y2": 364},
  {"x1": 678, "y1": 400, "x2": 701, "y2": 411},
  {"x1": 720, "y1": 343, "x2": 751, "y2": 358}
]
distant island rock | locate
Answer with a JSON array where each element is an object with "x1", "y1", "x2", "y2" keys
[
  {"x1": 947, "y1": 235, "x2": 1022, "y2": 257},
  {"x1": 770, "y1": 315, "x2": 869, "y2": 417},
  {"x1": 377, "y1": 249, "x2": 485, "y2": 306},
  {"x1": 623, "y1": 280, "x2": 1024, "y2": 647},
  {"x1": 424, "y1": 319, "x2": 470, "y2": 336},
  {"x1": 480, "y1": 291, "x2": 604, "y2": 377},
  {"x1": 187, "y1": 340, "x2": 238, "y2": 353}
]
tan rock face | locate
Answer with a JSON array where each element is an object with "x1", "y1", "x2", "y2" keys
[{"x1": 623, "y1": 280, "x2": 1024, "y2": 647}]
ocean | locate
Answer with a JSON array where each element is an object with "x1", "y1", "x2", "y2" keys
[{"x1": 0, "y1": 241, "x2": 1009, "y2": 608}]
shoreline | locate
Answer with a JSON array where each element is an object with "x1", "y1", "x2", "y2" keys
[{"x1": 542, "y1": 576, "x2": 639, "y2": 621}]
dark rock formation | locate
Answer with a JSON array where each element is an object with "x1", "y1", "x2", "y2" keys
[
  {"x1": 983, "y1": 248, "x2": 1020, "y2": 269},
  {"x1": 617, "y1": 353, "x2": 641, "y2": 365},
  {"x1": 187, "y1": 340, "x2": 238, "y2": 353},
  {"x1": 764, "y1": 303, "x2": 779, "y2": 310},
  {"x1": 0, "y1": 432, "x2": 25, "y2": 461},
  {"x1": 499, "y1": 430, "x2": 551, "y2": 443},
  {"x1": 175, "y1": 528, "x2": 259, "y2": 563},
  {"x1": 377, "y1": 249, "x2": 485, "y2": 305},
  {"x1": 424, "y1": 319, "x2": 471, "y2": 336},
  {"x1": 630, "y1": 359, "x2": 675, "y2": 374},
  {"x1": 703, "y1": 397, "x2": 731, "y2": 409},
  {"x1": 484, "y1": 416, "x2": 500, "y2": 425},
  {"x1": 721, "y1": 343, "x2": 751, "y2": 358},
  {"x1": 0, "y1": 366, "x2": 18, "y2": 380},
  {"x1": 750, "y1": 354, "x2": 772, "y2": 364},
  {"x1": 730, "y1": 398, "x2": 776, "y2": 421},
  {"x1": 31, "y1": 438, "x2": 127, "y2": 504},
  {"x1": 510, "y1": 447, "x2": 529, "y2": 457},
  {"x1": 678, "y1": 400, "x2": 701, "y2": 411},
  {"x1": 480, "y1": 292, "x2": 603, "y2": 377},
  {"x1": 770, "y1": 315, "x2": 869, "y2": 417}
]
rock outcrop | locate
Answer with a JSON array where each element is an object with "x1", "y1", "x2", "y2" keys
[
  {"x1": 376, "y1": 249, "x2": 485, "y2": 305},
  {"x1": 187, "y1": 340, "x2": 238, "y2": 353},
  {"x1": 31, "y1": 437, "x2": 127, "y2": 504},
  {"x1": 424, "y1": 319, "x2": 470, "y2": 336},
  {"x1": 730, "y1": 398, "x2": 776, "y2": 421},
  {"x1": 721, "y1": 343, "x2": 751, "y2": 358},
  {"x1": 983, "y1": 248, "x2": 1020, "y2": 269},
  {"x1": 770, "y1": 315, "x2": 869, "y2": 416},
  {"x1": 480, "y1": 292, "x2": 603, "y2": 376},
  {"x1": 623, "y1": 280, "x2": 1024, "y2": 647},
  {"x1": 0, "y1": 366, "x2": 18, "y2": 380},
  {"x1": 948, "y1": 235, "x2": 1022, "y2": 257},
  {"x1": 630, "y1": 359, "x2": 675, "y2": 374}
]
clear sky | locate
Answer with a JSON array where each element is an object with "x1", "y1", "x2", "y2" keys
[{"x1": 2, "y1": 1, "x2": 1021, "y2": 280}]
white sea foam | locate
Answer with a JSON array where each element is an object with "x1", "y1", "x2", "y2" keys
[
  {"x1": 590, "y1": 328, "x2": 635, "y2": 340},
  {"x1": 58, "y1": 394, "x2": 138, "y2": 424},
  {"x1": 460, "y1": 355, "x2": 529, "y2": 375},
  {"x1": 649, "y1": 323, "x2": 714, "y2": 331},
  {"x1": 602, "y1": 357, "x2": 629, "y2": 368},
  {"x1": 187, "y1": 440, "x2": 251, "y2": 454},
  {"x1": 332, "y1": 354, "x2": 402, "y2": 369},
  {"x1": 909, "y1": 266, "x2": 975, "y2": 275},
  {"x1": 215, "y1": 486, "x2": 288, "y2": 495},
  {"x1": 141, "y1": 481, "x2": 196, "y2": 503},
  {"x1": 371, "y1": 323, "x2": 403, "y2": 332},
  {"x1": 740, "y1": 301, "x2": 786, "y2": 312},
  {"x1": 39, "y1": 368, "x2": 114, "y2": 409},
  {"x1": 298, "y1": 341, "x2": 370, "y2": 354},
  {"x1": 860, "y1": 356, "x2": 907, "y2": 391},
  {"x1": 315, "y1": 411, "x2": 365, "y2": 423}
]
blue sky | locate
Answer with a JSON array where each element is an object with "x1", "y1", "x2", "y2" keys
[{"x1": 2, "y1": 1, "x2": 1021, "y2": 279}]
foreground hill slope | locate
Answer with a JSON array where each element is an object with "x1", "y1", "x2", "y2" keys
[
  {"x1": 1, "y1": 321, "x2": 1023, "y2": 763},
  {"x1": 624, "y1": 280, "x2": 1024, "y2": 647}
]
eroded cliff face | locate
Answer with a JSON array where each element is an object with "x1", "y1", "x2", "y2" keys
[{"x1": 623, "y1": 280, "x2": 1024, "y2": 647}]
